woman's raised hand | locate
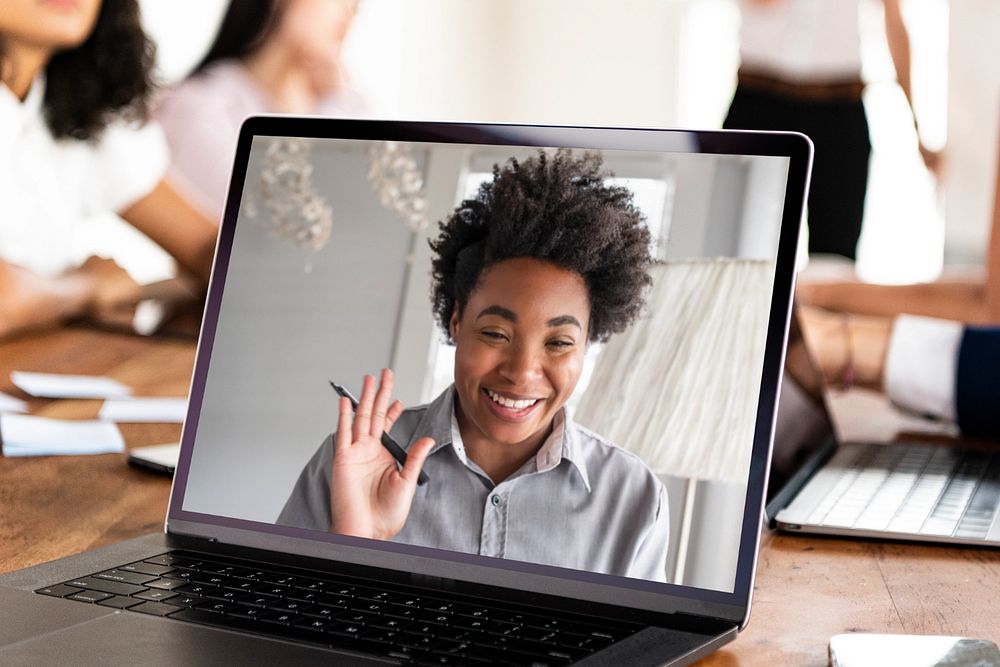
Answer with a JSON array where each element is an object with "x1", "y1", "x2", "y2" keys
[{"x1": 329, "y1": 369, "x2": 434, "y2": 540}]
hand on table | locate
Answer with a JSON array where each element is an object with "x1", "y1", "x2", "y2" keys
[
  {"x1": 330, "y1": 369, "x2": 434, "y2": 541},
  {"x1": 71, "y1": 256, "x2": 143, "y2": 328}
]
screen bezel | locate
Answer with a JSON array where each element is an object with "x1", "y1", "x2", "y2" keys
[{"x1": 166, "y1": 117, "x2": 812, "y2": 628}]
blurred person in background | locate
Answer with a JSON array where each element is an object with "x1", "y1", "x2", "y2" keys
[
  {"x1": 155, "y1": 0, "x2": 366, "y2": 222},
  {"x1": 726, "y1": 0, "x2": 941, "y2": 261},
  {"x1": 0, "y1": 0, "x2": 217, "y2": 340}
]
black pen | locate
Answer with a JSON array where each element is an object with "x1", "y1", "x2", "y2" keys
[{"x1": 329, "y1": 381, "x2": 429, "y2": 486}]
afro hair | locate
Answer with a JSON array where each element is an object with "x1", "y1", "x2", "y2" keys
[{"x1": 429, "y1": 149, "x2": 653, "y2": 344}]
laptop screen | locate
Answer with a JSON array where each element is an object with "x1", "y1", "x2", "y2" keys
[{"x1": 170, "y1": 120, "x2": 808, "y2": 618}]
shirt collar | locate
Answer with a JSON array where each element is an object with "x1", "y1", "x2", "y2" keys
[
  {"x1": 0, "y1": 74, "x2": 45, "y2": 133},
  {"x1": 417, "y1": 385, "x2": 591, "y2": 492}
]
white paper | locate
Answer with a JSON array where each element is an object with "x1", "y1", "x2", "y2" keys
[
  {"x1": 11, "y1": 371, "x2": 132, "y2": 399},
  {"x1": 1, "y1": 414, "x2": 125, "y2": 457},
  {"x1": 99, "y1": 397, "x2": 188, "y2": 423},
  {"x1": 0, "y1": 392, "x2": 28, "y2": 414}
]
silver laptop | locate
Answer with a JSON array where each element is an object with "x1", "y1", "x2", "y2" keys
[
  {"x1": 0, "y1": 119, "x2": 810, "y2": 666},
  {"x1": 768, "y1": 311, "x2": 1000, "y2": 545}
]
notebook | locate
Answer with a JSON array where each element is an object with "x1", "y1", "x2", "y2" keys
[
  {"x1": 0, "y1": 119, "x2": 810, "y2": 666},
  {"x1": 767, "y1": 310, "x2": 1000, "y2": 546}
]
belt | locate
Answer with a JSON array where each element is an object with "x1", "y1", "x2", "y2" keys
[{"x1": 737, "y1": 69, "x2": 865, "y2": 103}]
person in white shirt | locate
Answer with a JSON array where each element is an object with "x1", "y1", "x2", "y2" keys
[
  {"x1": 726, "y1": 0, "x2": 940, "y2": 260},
  {"x1": 0, "y1": 0, "x2": 217, "y2": 340},
  {"x1": 154, "y1": 0, "x2": 366, "y2": 222},
  {"x1": 800, "y1": 306, "x2": 999, "y2": 440}
]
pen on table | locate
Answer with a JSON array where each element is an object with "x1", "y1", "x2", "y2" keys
[{"x1": 329, "y1": 381, "x2": 430, "y2": 486}]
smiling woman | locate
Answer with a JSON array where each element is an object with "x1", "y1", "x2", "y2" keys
[{"x1": 279, "y1": 150, "x2": 672, "y2": 581}]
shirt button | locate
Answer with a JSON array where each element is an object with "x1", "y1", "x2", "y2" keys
[{"x1": 490, "y1": 495, "x2": 501, "y2": 507}]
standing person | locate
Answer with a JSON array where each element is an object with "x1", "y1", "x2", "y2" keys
[
  {"x1": 725, "y1": 0, "x2": 940, "y2": 260},
  {"x1": 154, "y1": 0, "x2": 366, "y2": 222},
  {"x1": 0, "y1": 0, "x2": 217, "y2": 340},
  {"x1": 278, "y1": 151, "x2": 671, "y2": 581}
]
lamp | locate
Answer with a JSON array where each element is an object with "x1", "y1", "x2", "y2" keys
[
  {"x1": 575, "y1": 258, "x2": 774, "y2": 484},
  {"x1": 575, "y1": 258, "x2": 774, "y2": 583}
]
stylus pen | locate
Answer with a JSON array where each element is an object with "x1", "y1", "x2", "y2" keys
[{"x1": 329, "y1": 381, "x2": 429, "y2": 486}]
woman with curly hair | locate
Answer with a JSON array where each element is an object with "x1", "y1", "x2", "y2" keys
[
  {"x1": 280, "y1": 150, "x2": 670, "y2": 581},
  {"x1": 0, "y1": 0, "x2": 216, "y2": 339}
]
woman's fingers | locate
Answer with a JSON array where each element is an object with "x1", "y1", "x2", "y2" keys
[
  {"x1": 399, "y1": 437, "x2": 435, "y2": 485},
  {"x1": 353, "y1": 374, "x2": 376, "y2": 441},
  {"x1": 370, "y1": 368, "x2": 393, "y2": 437},
  {"x1": 384, "y1": 400, "x2": 404, "y2": 435},
  {"x1": 336, "y1": 396, "x2": 353, "y2": 449}
]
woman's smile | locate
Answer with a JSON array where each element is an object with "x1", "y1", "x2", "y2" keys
[
  {"x1": 450, "y1": 257, "x2": 590, "y2": 459},
  {"x1": 481, "y1": 387, "x2": 545, "y2": 421}
]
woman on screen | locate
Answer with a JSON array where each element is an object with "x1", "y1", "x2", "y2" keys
[{"x1": 279, "y1": 150, "x2": 670, "y2": 581}]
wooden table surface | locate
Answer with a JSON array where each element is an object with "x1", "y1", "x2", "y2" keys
[{"x1": 1, "y1": 327, "x2": 998, "y2": 666}]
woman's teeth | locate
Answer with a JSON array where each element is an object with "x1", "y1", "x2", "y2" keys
[{"x1": 486, "y1": 389, "x2": 538, "y2": 410}]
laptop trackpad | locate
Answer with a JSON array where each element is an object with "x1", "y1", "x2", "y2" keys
[{"x1": 0, "y1": 606, "x2": 393, "y2": 666}]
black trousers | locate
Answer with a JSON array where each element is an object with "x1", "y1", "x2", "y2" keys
[{"x1": 724, "y1": 85, "x2": 871, "y2": 260}]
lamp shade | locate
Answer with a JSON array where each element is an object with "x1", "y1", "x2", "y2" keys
[{"x1": 574, "y1": 259, "x2": 774, "y2": 484}]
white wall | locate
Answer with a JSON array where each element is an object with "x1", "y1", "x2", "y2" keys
[
  {"x1": 944, "y1": 0, "x2": 1000, "y2": 263},
  {"x1": 395, "y1": 0, "x2": 682, "y2": 127}
]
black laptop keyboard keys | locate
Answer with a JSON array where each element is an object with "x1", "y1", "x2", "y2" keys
[{"x1": 37, "y1": 550, "x2": 639, "y2": 664}]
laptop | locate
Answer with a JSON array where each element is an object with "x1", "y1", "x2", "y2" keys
[
  {"x1": 0, "y1": 119, "x2": 810, "y2": 666},
  {"x1": 767, "y1": 310, "x2": 1000, "y2": 545}
]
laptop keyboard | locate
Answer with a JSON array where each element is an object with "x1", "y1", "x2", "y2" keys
[
  {"x1": 36, "y1": 550, "x2": 638, "y2": 665},
  {"x1": 806, "y1": 444, "x2": 1000, "y2": 539}
]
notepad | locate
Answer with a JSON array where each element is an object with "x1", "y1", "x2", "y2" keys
[
  {"x1": 0, "y1": 414, "x2": 125, "y2": 457},
  {"x1": 99, "y1": 397, "x2": 188, "y2": 423},
  {"x1": 10, "y1": 371, "x2": 132, "y2": 399},
  {"x1": 0, "y1": 392, "x2": 28, "y2": 414}
]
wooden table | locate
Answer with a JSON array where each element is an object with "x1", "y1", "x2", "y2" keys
[
  {"x1": 0, "y1": 326, "x2": 193, "y2": 572},
  {"x1": 2, "y1": 327, "x2": 998, "y2": 665}
]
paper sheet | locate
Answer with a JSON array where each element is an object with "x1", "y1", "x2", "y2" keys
[
  {"x1": 0, "y1": 414, "x2": 125, "y2": 457},
  {"x1": 99, "y1": 397, "x2": 188, "y2": 423},
  {"x1": 11, "y1": 371, "x2": 132, "y2": 399},
  {"x1": 0, "y1": 392, "x2": 28, "y2": 414}
]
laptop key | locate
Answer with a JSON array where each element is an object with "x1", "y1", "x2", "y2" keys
[
  {"x1": 120, "y1": 562, "x2": 174, "y2": 577},
  {"x1": 94, "y1": 570, "x2": 157, "y2": 586},
  {"x1": 142, "y1": 554, "x2": 183, "y2": 567},
  {"x1": 68, "y1": 590, "x2": 113, "y2": 604},
  {"x1": 135, "y1": 589, "x2": 178, "y2": 602},
  {"x1": 228, "y1": 606, "x2": 266, "y2": 620},
  {"x1": 35, "y1": 584, "x2": 83, "y2": 598},
  {"x1": 176, "y1": 583, "x2": 221, "y2": 597},
  {"x1": 258, "y1": 611, "x2": 297, "y2": 625},
  {"x1": 301, "y1": 605, "x2": 341, "y2": 619},
  {"x1": 64, "y1": 577, "x2": 145, "y2": 597},
  {"x1": 237, "y1": 593, "x2": 278, "y2": 607},
  {"x1": 144, "y1": 578, "x2": 187, "y2": 591},
  {"x1": 131, "y1": 601, "x2": 182, "y2": 616},
  {"x1": 268, "y1": 600, "x2": 313, "y2": 614},
  {"x1": 98, "y1": 595, "x2": 145, "y2": 609},
  {"x1": 167, "y1": 595, "x2": 203, "y2": 608},
  {"x1": 292, "y1": 616, "x2": 331, "y2": 632},
  {"x1": 197, "y1": 601, "x2": 234, "y2": 614},
  {"x1": 205, "y1": 589, "x2": 243, "y2": 602}
]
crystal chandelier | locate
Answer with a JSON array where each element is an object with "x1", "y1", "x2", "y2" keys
[
  {"x1": 366, "y1": 141, "x2": 429, "y2": 232},
  {"x1": 244, "y1": 137, "x2": 333, "y2": 268}
]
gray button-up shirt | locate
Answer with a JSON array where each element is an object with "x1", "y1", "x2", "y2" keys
[{"x1": 278, "y1": 386, "x2": 669, "y2": 581}]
